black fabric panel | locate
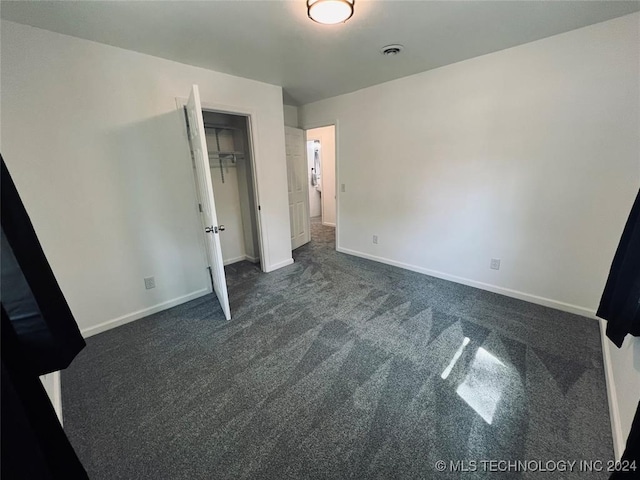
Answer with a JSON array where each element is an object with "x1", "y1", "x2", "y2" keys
[
  {"x1": 609, "y1": 402, "x2": 640, "y2": 479},
  {"x1": 597, "y1": 189, "x2": 640, "y2": 348},
  {"x1": 1, "y1": 228, "x2": 57, "y2": 353},
  {"x1": 1, "y1": 156, "x2": 85, "y2": 374},
  {"x1": 1, "y1": 362, "x2": 53, "y2": 480},
  {"x1": 1, "y1": 307, "x2": 88, "y2": 479}
]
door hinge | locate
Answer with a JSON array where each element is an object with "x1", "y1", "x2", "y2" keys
[
  {"x1": 198, "y1": 203, "x2": 203, "y2": 212},
  {"x1": 258, "y1": 205, "x2": 261, "y2": 211}
]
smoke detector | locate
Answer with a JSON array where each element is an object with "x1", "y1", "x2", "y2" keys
[{"x1": 380, "y1": 44, "x2": 404, "y2": 56}]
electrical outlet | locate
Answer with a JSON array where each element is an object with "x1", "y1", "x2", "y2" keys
[
  {"x1": 341, "y1": 183, "x2": 346, "y2": 193},
  {"x1": 373, "y1": 235, "x2": 378, "y2": 245},
  {"x1": 144, "y1": 276, "x2": 156, "y2": 289},
  {"x1": 490, "y1": 259, "x2": 501, "y2": 270}
]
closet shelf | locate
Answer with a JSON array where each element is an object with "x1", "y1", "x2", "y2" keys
[
  {"x1": 209, "y1": 151, "x2": 245, "y2": 157},
  {"x1": 203, "y1": 124, "x2": 242, "y2": 132}
]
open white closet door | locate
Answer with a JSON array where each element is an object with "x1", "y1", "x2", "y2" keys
[{"x1": 186, "y1": 85, "x2": 231, "y2": 320}]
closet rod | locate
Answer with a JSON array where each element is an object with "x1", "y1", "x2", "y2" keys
[{"x1": 203, "y1": 123, "x2": 242, "y2": 131}]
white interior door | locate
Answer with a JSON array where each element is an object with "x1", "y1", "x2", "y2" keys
[
  {"x1": 186, "y1": 85, "x2": 231, "y2": 320},
  {"x1": 285, "y1": 126, "x2": 311, "y2": 250}
]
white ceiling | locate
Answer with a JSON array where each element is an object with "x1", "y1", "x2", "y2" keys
[{"x1": 2, "y1": 1, "x2": 639, "y2": 105}]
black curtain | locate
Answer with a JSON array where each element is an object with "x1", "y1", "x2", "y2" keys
[
  {"x1": 597, "y1": 190, "x2": 640, "y2": 479},
  {"x1": 1, "y1": 156, "x2": 88, "y2": 479},
  {"x1": 2, "y1": 308, "x2": 88, "y2": 479},
  {"x1": 597, "y1": 189, "x2": 640, "y2": 346},
  {"x1": 1, "y1": 159, "x2": 86, "y2": 373},
  {"x1": 610, "y1": 403, "x2": 640, "y2": 479}
]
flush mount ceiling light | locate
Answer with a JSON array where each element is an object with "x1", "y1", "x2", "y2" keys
[{"x1": 307, "y1": 0, "x2": 355, "y2": 25}]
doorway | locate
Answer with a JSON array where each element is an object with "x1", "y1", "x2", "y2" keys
[
  {"x1": 180, "y1": 85, "x2": 264, "y2": 320},
  {"x1": 306, "y1": 125, "x2": 336, "y2": 244},
  {"x1": 201, "y1": 110, "x2": 261, "y2": 268}
]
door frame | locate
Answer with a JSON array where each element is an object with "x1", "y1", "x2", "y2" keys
[
  {"x1": 176, "y1": 97, "x2": 267, "y2": 273},
  {"x1": 301, "y1": 120, "x2": 339, "y2": 250}
]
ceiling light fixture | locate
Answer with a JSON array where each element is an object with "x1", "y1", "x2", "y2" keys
[{"x1": 307, "y1": 0, "x2": 354, "y2": 25}]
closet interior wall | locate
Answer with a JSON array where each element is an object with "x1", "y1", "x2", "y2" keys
[{"x1": 202, "y1": 111, "x2": 259, "y2": 265}]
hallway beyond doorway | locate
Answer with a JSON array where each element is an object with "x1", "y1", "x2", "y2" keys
[{"x1": 311, "y1": 215, "x2": 334, "y2": 248}]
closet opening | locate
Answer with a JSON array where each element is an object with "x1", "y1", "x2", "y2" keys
[{"x1": 199, "y1": 110, "x2": 262, "y2": 271}]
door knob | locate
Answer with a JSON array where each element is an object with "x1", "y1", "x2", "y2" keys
[{"x1": 218, "y1": 225, "x2": 225, "y2": 232}]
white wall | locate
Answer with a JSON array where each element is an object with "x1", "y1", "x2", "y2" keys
[
  {"x1": 283, "y1": 105, "x2": 299, "y2": 128},
  {"x1": 300, "y1": 13, "x2": 639, "y2": 315},
  {"x1": 1, "y1": 20, "x2": 292, "y2": 336},
  {"x1": 300, "y1": 12, "x2": 640, "y2": 453},
  {"x1": 307, "y1": 141, "x2": 322, "y2": 217},
  {"x1": 601, "y1": 326, "x2": 640, "y2": 458},
  {"x1": 307, "y1": 126, "x2": 336, "y2": 226},
  {"x1": 236, "y1": 141, "x2": 260, "y2": 262},
  {"x1": 612, "y1": 337, "x2": 640, "y2": 451},
  {"x1": 39, "y1": 371, "x2": 62, "y2": 424}
]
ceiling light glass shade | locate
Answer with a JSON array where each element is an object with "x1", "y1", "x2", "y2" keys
[{"x1": 307, "y1": 0, "x2": 354, "y2": 25}]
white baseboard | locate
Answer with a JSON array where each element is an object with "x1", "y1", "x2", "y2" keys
[
  {"x1": 599, "y1": 319, "x2": 624, "y2": 460},
  {"x1": 81, "y1": 288, "x2": 210, "y2": 338},
  {"x1": 336, "y1": 247, "x2": 596, "y2": 318},
  {"x1": 223, "y1": 255, "x2": 248, "y2": 266},
  {"x1": 224, "y1": 255, "x2": 260, "y2": 266},
  {"x1": 266, "y1": 258, "x2": 294, "y2": 272}
]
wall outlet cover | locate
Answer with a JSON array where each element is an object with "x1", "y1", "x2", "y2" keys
[
  {"x1": 490, "y1": 259, "x2": 501, "y2": 270},
  {"x1": 373, "y1": 235, "x2": 378, "y2": 244},
  {"x1": 144, "y1": 276, "x2": 156, "y2": 289}
]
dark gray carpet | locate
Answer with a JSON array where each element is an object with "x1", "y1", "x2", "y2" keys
[{"x1": 62, "y1": 222, "x2": 613, "y2": 479}]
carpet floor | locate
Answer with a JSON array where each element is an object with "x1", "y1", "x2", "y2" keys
[{"x1": 62, "y1": 222, "x2": 613, "y2": 479}]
